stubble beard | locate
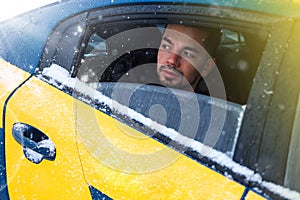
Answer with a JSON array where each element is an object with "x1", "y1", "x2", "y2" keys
[{"x1": 158, "y1": 65, "x2": 186, "y2": 89}]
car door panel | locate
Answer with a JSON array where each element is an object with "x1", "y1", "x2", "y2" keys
[
  {"x1": 0, "y1": 60, "x2": 31, "y2": 198},
  {"x1": 75, "y1": 99, "x2": 248, "y2": 199},
  {"x1": 5, "y1": 76, "x2": 91, "y2": 199}
]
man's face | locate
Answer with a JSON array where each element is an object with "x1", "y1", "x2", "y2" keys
[{"x1": 157, "y1": 24, "x2": 211, "y2": 91}]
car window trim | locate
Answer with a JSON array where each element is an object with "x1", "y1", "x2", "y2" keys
[
  {"x1": 234, "y1": 19, "x2": 295, "y2": 187},
  {"x1": 38, "y1": 11, "x2": 88, "y2": 73}
]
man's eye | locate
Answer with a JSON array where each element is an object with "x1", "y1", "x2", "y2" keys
[
  {"x1": 184, "y1": 51, "x2": 194, "y2": 58},
  {"x1": 161, "y1": 44, "x2": 170, "y2": 50}
]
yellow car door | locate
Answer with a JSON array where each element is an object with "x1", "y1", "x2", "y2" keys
[
  {"x1": 73, "y1": 81, "x2": 267, "y2": 200},
  {"x1": 0, "y1": 60, "x2": 31, "y2": 198},
  {"x1": 75, "y1": 99, "x2": 244, "y2": 199},
  {"x1": 3, "y1": 71, "x2": 91, "y2": 199},
  {"x1": 1, "y1": 61, "x2": 266, "y2": 199}
]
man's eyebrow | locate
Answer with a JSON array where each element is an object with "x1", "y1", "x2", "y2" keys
[
  {"x1": 162, "y1": 36, "x2": 173, "y2": 45},
  {"x1": 184, "y1": 46, "x2": 201, "y2": 54},
  {"x1": 162, "y1": 35, "x2": 202, "y2": 54}
]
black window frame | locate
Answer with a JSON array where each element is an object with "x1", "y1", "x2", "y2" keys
[{"x1": 38, "y1": 11, "x2": 88, "y2": 73}]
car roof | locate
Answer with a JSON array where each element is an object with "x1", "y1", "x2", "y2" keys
[
  {"x1": 0, "y1": 0, "x2": 299, "y2": 72},
  {"x1": 60, "y1": 0, "x2": 300, "y2": 19},
  {"x1": 21, "y1": 0, "x2": 300, "y2": 23}
]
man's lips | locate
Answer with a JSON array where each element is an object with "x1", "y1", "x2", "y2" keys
[{"x1": 159, "y1": 65, "x2": 183, "y2": 78}]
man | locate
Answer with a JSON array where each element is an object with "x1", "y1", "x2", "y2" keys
[{"x1": 157, "y1": 24, "x2": 221, "y2": 93}]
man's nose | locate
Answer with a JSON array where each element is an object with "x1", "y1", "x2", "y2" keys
[{"x1": 167, "y1": 52, "x2": 181, "y2": 67}]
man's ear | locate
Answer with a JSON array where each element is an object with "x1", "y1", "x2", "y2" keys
[{"x1": 200, "y1": 57, "x2": 216, "y2": 77}]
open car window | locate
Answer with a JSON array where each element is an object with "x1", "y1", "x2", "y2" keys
[{"x1": 77, "y1": 23, "x2": 267, "y2": 105}]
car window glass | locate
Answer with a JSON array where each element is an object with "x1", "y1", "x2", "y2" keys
[
  {"x1": 221, "y1": 29, "x2": 245, "y2": 44},
  {"x1": 77, "y1": 24, "x2": 162, "y2": 84},
  {"x1": 84, "y1": 33, "x2": 107, "y2": 57}
]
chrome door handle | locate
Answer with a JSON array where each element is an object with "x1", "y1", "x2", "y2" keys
[{"x1": 12, "y1": 123, "x2": 56, "y2": 164}]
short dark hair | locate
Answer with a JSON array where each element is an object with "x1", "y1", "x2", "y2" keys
[
  {"x1": 165, "y1": 24, "x2": 222, "y2": 57},
  {"x1": 200, "y1": 26, "x2": 222, "y2": 57}
]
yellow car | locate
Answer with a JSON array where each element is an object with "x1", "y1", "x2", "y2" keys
[{"x1": 0, "y1": 0, "x2": 299, "y2": 199}]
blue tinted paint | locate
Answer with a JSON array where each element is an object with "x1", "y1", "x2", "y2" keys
[
  {"x1": 89, "y1": 185, "x2": 112, "y2": 200},
  {"x1": 240, "y1": 187, "x2": 250, "y2": 200},
  {"x1": 0, "y1": 128, "x2": 9, "y2": 200}
]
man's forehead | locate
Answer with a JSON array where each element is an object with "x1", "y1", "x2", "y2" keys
[{"x1": 163, "y1": 30, "x2": 206, "y2": 53}]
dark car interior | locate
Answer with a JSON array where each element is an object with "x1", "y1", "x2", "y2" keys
[{"x1": 77, "y1": 23, "x2": 267, "y2": 105}]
